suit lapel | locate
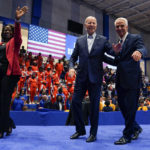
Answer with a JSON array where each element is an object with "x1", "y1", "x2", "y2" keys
[
  {"x1": 90, "y1": 35, "x2": 99, "y2": 54},
  {"x1": 120, "y1": 34, "x2": 130, "y2": 55},
  {"x1": 82, "y1": 35, "x2": 89, "y2": 55}
]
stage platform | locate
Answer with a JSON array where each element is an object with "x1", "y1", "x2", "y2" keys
[
  {"x1": 0, "y1": 125, "x2": 150, "y2": 150},
  {"x1": 10, "y1": 110, "x2": 150, "y2": 125}
]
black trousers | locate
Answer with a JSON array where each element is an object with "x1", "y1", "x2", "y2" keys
[
  {"x1": 117, "y1": 86, "x2": 141, "y2": 139},
  {"x1": 65, "y1": 101, "x2": 90, "y2": 126},
  {"x1": 72, "y1": 79, "x2": 101, "y2": 136},
  {"x1": 0, "y1": 75, "x2": 19, "y2": 133}
]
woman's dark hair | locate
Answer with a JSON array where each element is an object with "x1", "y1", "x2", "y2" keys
[{"x1": 1, "y1": 24, "x2": 14, "y2": 42}]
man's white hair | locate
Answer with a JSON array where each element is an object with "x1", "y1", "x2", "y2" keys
[
  {"x1": 84, "y1": 16, "x2": 97, "y2": 24},
  {"x1": 114, "y1": 17, "x2": 128, "y2": 26}
]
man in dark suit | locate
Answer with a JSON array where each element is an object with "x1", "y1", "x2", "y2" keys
[
  {"x1": 69, "y1": 16, "x2": 114, "y2": 142},
  {"x1": 113, "y1": 17, "x2": 147, "y2": 145}
]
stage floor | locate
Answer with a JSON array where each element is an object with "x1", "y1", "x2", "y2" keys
[{"x1": 0, "y1": 125, "x2": 150, "y2": 150}]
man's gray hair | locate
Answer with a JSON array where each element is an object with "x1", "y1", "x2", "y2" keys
[
  {"x1": 84, "y1": 16, "x2": 97, "y2": 24},
  {"x1": 114, "y1": 17, "x2": 128, "y2": 26}
]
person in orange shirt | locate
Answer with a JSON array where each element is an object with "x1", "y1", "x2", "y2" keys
[
  {"x1": 18, "y1": 53, "x2": 24, "y2": 66},
  {"x1": 45, "y1": 67, "x2": 52, "y2": 95},
  {"x1": 17, "y1": 66, "x2": 26, "y2": 93},
  {"x1": 39, "y1": 80, "x2": 47, "y2": 95},
  {"x1": 27, "y1": 52, "x2": 33, "y2": 62},
  {"x1": 61, "y1": 85, "x2": 69, "y2": 110},
  {"x1": 25, "y1": 57, "x2": 30, "y2": 69},
  {"x1": 17, "y1": 76, "x2": 25, "y2": 93},
  {"x1": 26, "y1": 66, "x2": 32, "y2": 79},
  {"x1": 31, "y1": 60, "x2": 38, "y2": 73},
  {"x1": 37, "y1": 53, "x2": 43, "y2": 68},
  {"x1": 67, "y1": 82, "x2": 74, "y2": 102},
  {"x1": 11, "y1": 87, "x2": 17, "y2": 102},
  {"x1": 65, "y1": 71, "x2": 76, "y2": 85},
  {"x1": 51, "y1": 82, "x2": 59, "y2": 104},
  {"x1": 26, "y1": 66, "x2": 32, "y2": 94},
  {"x1": 55, "y1": 59, "x2": 64, "y2": 79},
  {"x1": 45, "y1": 63, "x2": 51, "y2": 70},
  {"x1": 28, "y1": 73, "x2": 38, "y2": 104},
  {"x1": 52, "y1": 70, "x2": 59, "y2": 85},
  {"x1": 47, "y1": 54, "x2": 54, "y2": 69},
  {"x1": 37, "y1": 67, "x2": 45, "y2": 94}
]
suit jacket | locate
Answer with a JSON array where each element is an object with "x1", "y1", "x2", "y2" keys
[
  {"x1": 116, "y1": 33, "x2": 147, "y2": 89},
  {"x1": 69, "y1": 34, "x2": 114, "y2": 84},
  {"x1": 0, "y1": 22, "x2": 22, "y2": 76}
]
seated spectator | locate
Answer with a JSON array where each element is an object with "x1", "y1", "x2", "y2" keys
[
  {"x1": 20, "y1": 88, "x2": 28, "y2": 103},
  {"x1": 108, "y1": 97, "x2": 116, "y2": 111},
  {"x1": 12, "y1": 93, "x2": 25, "y2": 111},
  {"x1": 112, "y1": 95, "x2": 117, "y2": 105},
  {"x1": 38, "y1": 89, "x2": 51, "y2": 109},
  {"x1": 138, "y1": 100, "x2": 148, "y2": 111},
  {"x1": 49, "y1": 85, "x2": 65, "y2": 110},
  {"x1": 115, "y1": 101, "x2": 120, "y2": 111},
  {"x1": 55, "y1": 95, "x2": 64, "y2": 111},
  {"x1": 144, "y1": 97, "x2": 150, "y2": 107},
  {"x1": 99, "y1": 97, "x2": 104, "y2": 112},
  {"x1": 44, "y1": 97, "x2": 51, "y2": 109},
  {"x1": 102, "y1": 100, "x2": 113, "y2": 112},
  {"x1": 54, "y1": 87, "x2": 65, "y2": 111},
  {"x1": 39, "y1": 95, "x2": 48, "y2": 108}
]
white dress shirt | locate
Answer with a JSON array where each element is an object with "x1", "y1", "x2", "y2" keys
[{"x1": 87, "y1": 32, "x2": 96, "y2": 53}]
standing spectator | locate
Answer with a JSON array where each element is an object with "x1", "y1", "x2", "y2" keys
[
  {"x1": 55, "y1": 59, "x2": 64, "y2": 79},
  {"x1": 28, "y1": 73, "x2": 38, "y2": 104},
  {"x1": 45, "y1": 67, "x2": 52, "y2": 95},
  {"x1": 20, "y1": 45, "x2": 26, "y2": 55},
  {"x1": 37, "y1": 53, "x2": 43, "y2": 68}
]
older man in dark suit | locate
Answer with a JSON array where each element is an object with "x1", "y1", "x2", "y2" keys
[
  {"x1": 113, "y1": 17, "x2": 147, "y2": 145},
  {"x1": 69, "y1": 16, "x2": 115, "y2": 142}
]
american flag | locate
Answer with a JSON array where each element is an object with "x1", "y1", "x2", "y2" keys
[{"x1": 27, "y1": 25, "x2": 66, "y2": 59}]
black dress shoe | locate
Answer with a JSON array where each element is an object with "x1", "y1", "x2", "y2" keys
[
  {"x1": 12, "y1": 123, "x2": 16, "y2": 129},
  {"x1": 132, "y1": 128, "x2": 143, "y2": 140},
  {"x1": 6, "y1": 126, "x2": 13, "y2": 136},
  {"x1": 0, "y1": 132, "x2": 4, "y2": 139},
  {"x1": 114, "y1": 136, "x2": 131, "y2": 145},
  {"x1": 86, "y1": 135, "x2": 96, "y2": 142},
  {"x1": 70, "y1": 131, "x2": 86, "y2": 139}
]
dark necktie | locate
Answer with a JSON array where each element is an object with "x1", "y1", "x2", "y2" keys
[
  {"x1": 119, "y1": 39, "x2": 123, "y2": 44},
  {"x1": 88, "y1": 35, "x2": 93, "y2": 39},
  {"x1": 118, "y1": 39, "x2": 123, "y2": 52}
]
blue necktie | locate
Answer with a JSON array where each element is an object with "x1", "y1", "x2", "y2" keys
[
  {"x1": 119, "y1": 39, "x2": 123, "y2": 44},
  {"x1": 88, "y1": 35, "x2": 93, "y2": 39}
]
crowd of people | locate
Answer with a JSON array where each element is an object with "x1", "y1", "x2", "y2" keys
[
  {"x1": 10, "y1": 49, "x2": 150, "y2": 112},
  {"x1": 0, "y1": 5, "x2": 149, "y2": 144}
]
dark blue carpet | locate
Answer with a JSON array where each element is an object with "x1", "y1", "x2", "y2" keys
[{"x1": 0, "y1": 125, "x2": 150, "y2": 150}]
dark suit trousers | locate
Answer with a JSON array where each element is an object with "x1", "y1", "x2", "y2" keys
[
  {"x1": 0, "y1": 75, "x2": 19, "y2": 132},
  {"x1": 117, "y1": 86, "x2": 141, "y2": 139},
  {"x1": 72, "y1": 79, "x2": 101, "y2": 136}
]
